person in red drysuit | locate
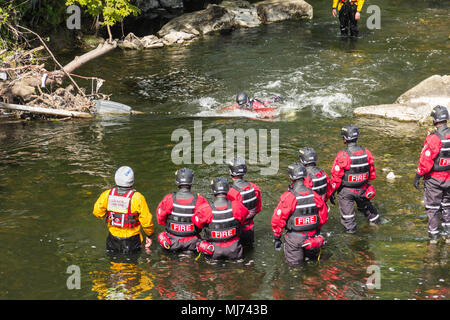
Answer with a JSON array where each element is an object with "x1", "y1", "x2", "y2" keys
[
  {"x1": 235, "y1": 92, "x2": 282, "y2": 111},
  {"x1": 226, "y1": 158, "x2": 262, "y2": 247},
  {"x1": 414, "y1": 105, "x2": 450, "y2": 244},
  {"x1": 156, "y1": 168, "x2": 208, "y2": 254},
  {"x1": 329, "y1": 124, "x2": 381, "y2": 233},
  {"x1": 192, "y1": 177, "x2": 249, "y2": 262},
  {"x1": 272, "y1": 163, "x2": 328, "y2": 266},
  {"x1": 298, "y1": 147, "x2": 333, "y2": 203}
]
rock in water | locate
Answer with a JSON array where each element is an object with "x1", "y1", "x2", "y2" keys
[
  {"x1": 256, "y1": 0, "x2": 313, "y2": 23},
  {"x1": 354, "y1": 75, "x2": 450, "y2": 123}
]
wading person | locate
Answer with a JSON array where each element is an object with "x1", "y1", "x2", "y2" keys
[
  {"x1": 330, "y1": 125, "x2": 381, "y2": 233},
  {"x1": 93, "y1": 166, "x2": 154, "y2": 254},
  {"x1": 414, "y1": 105, "x2": 450, "y2": 244},
  {"x1": 271, "y1": 163, "x2": 328, "y2": 266},
  {"x1": 156, "y1": 168, "x2": 208, "y2": 254},
  {"x1": 227, "y1": 158, "x2": 262, "y2": 247},
  {"x1": 298, "y1": 147, "x2": 333, "y2": 204},
  {"x1": 192, "y1": 177, "x2": 249, "y2": 262},
  {"x1": 332, "y1": 0, "x2": 365, "y2": 37}
]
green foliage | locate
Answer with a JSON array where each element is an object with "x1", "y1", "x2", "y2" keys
[{"x1": 66, "y1": 0, "x2": 141, "y2": 26}]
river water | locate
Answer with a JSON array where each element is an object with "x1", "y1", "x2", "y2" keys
[{"x1": 0, "y1": 1, "x2": 449, "y2": 300}]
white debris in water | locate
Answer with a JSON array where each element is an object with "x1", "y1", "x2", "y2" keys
[{"x1": 386, "y1": 172, "x2": 396, "y2": 180}]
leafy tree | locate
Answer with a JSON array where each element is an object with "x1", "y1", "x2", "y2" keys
[{"x1": 65, "y1": 0, "x2": 140, "y2": 41}]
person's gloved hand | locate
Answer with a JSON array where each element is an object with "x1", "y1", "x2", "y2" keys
[
  {"x1": 302, "y1": 235, "x2": 326, "y2": 250},
  {"x1": 414, "y1": 173, "x2": 423, "y2": 190},
  {"x1": 274, "y1": 236, "x2": 282, "y2": 251},
  {"x1": 157, "y1": 232, "x2": 171, "y2": 249},
  {"x1": 329, "y1": 192, "x2": 336, "y2": 205},
  {"x1": 196, "y1": 241, "x2": 214, "y2": 255}
]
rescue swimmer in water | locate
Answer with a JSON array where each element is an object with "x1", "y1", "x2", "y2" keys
[{"x1": 219, "y1": 92, "x2": 283, "y2": 120}]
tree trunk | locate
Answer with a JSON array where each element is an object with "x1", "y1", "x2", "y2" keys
[
  {"x1": 0, "y1": 102, "x2": 93, "y2": 119},
  {"x1": 62, "y1": 40, "x2": 117, "y2": 74}
]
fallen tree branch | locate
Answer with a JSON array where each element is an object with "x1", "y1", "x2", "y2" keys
[
  {"x1": 16, "y1": 25, "x2": 85, "y2": 97},
  {"x1": 0, "y1": 102, "x2": 93, "y2": 119},
  {"x1": 62, "y1": 41, "x2": 117, "y2": 74}
]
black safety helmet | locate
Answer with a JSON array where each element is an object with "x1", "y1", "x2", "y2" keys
[
  {"x1": 210, "y1": 177, "x2": 230, "y2": 195},
  {"x1": 228, "y1": 157, "x2": 247, "y2": 177},
  {"x1": 341, "y1": 124, "x2": 359, "y2": 142},
  {"x1": 175, "y1": 167, "x2": 194, "y2": 186},
  {"x1": 288, "y1": 162, "x2": 307, "y2": 180},
  {"x1": 299, "y1": 147, "x2": 318, "y2": 165},
  {"x1": 236, "y1": 92, "x2": 250, "y2": 107},
  {"x1": 430, "y1": 105, "x2": 449, "y2": 124}
]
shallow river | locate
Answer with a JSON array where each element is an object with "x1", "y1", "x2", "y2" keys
[{"x1": 0, "y1": 0, "x2": 449, "y2": 299}]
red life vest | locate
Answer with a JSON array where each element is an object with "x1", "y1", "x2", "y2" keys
[
  {"x1": 230, "y1": 181, "x2": 257, "y2": 225},
  {"x1": 106, "y1": 188, "x2": 140, "y2": 229}
]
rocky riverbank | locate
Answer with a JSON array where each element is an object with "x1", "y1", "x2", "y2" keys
[{"x1": 118, "y1": 0, "x2": 313, "y2": 49}]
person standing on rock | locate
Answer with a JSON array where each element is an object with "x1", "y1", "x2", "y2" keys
[
  {"x1": 329, "y1": 125, "x2": 381, "y2": 233},
  {"x1": 414, "y1": 105, "x2": 450, "y2": 244},
  {"x1": 271, "y1": 163, "x2": 328, "y2": 266},
  {"x1": 332, "y1": 0, "x2": 365, "y2": 37},
  {"x1": 156, "y1": 168, "x2": 208, "y2": 254},
  {"x1": 93, "y1": 166, "x2": 154, "y2": 254}
]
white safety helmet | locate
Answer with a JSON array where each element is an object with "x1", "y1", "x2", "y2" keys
[{"x1": 114, "y1": 166, "x2": 134, "y2": 187}]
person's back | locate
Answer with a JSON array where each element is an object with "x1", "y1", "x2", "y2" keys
[
  {"x1": 156, "y1": 168, "x2": 207, "y2": 254},
  {"x1": 93, "y1": 166, "x2": 153, "y2": 254}
]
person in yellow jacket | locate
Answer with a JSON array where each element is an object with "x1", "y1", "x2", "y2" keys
[
  {"x1": 93, "y1": 166, "x2": 154, "y2": 254},
  {"x1": 332, "y1": 0, "x2": 365, "y2": 37}
]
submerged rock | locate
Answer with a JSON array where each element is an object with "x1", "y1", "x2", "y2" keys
[{"x1": 354, "y1": 75, "x2": 450, "y2": 123}]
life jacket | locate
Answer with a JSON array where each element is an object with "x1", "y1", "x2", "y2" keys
[
  {"x1": 204, "y1": 201, "x2": 240, "y2": 242},
  {"x1": 342, "y1": 146, "x2": 370, "y2": 188},
  {"x1": 165, "y1": 193, "x2": 199, "y2": 237},
  {"x1": 286, "y1": 189, "x2": 320, "y2": 232},
  {"x1": 231, "y1": 181, "x2": 257, "y2": 211},
  {"x1": 432, "y1": 129, "x2": 450, "y2": 172},
  {"x1": 106, "y1": 188, "x2": 140, "y2": 229},
  {"x1": 306, "y1": 166, "x2": 328, "y2": 196},
  {"x1": 231, "y1": 181, "x2": 257, "y2": 226}
]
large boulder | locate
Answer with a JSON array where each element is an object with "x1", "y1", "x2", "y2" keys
[
  {"x1": 256, "y1": 0, "x2": 313, "y2": 24},
  {"x1": 157, "y1": 4, "x2": 235, "y2": 37},
  {"x1": 354, "y1": 75, "x2": 450, "y2": 123}
]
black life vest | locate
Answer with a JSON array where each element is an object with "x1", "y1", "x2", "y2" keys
[
  {"x1": 432, "y1": 129, "x2": 450, "y2": 172},
  {"x1": 286, "y1": 189, "x2": 320, "y2": 232},
  {"x1": 306, "y1": 166, "x2": 328, "y2": 196},
  {"x1": 165, "y1": 193, "x2": 199, "y2": 237},
  {"x1": 231, "y1": 181, "x2": 257, "y2": 211},
  {"x1": 342, "y1": 146, "x2": 370, "y2": 188},
  {"x1": 203, "y1": 201, "x2": 240, "y2": 242},
  {"x1": 106, "y1": 188, "x2": 140, "y2": 229}
]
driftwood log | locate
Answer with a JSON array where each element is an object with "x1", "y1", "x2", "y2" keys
[{"x1": 0, "y1": 102, "x2": 93, "y2": 119}]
